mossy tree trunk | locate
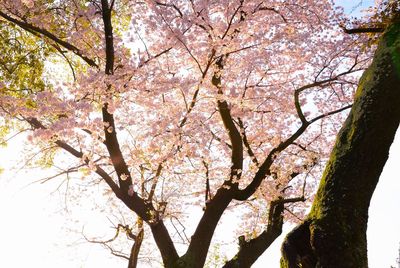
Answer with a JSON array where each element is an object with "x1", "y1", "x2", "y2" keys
[{"x1": 280, "y1": 21, "x2": 400, "y2": 268}]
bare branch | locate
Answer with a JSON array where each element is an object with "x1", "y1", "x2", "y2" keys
[
  {"x1": 309, "y1": 104, "x2": 352, "y2": 123},
  {"x1": 82, "y1": 224, "x2": 133, "y2": 261},
  {"x1": 341, "y1": 25, "x2": 385, "y2": 34}
]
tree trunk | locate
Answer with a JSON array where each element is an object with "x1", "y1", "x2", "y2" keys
[{"x1": 281, "y1": 20, "x2": 400, "y2": 268}]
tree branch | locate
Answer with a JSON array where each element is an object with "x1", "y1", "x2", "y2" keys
[
  {"x1": 155, "y1": 1, "x2": 183, "y2": 18},
  {"x1": 0, "y1": 10, "x2": 98, "y2": 67},
  {"x1": 223, "y1": 196, "x2": 306, "y2": 267},
  {"x1": 148, "y1": 163, "x2": 163, "y2": 202},
  {"x1": 234, "y1": 66, "x2": 359, "y2": 201},
  {"x1": 234, "y1": 123, "x2": 308, "y2": 201},
  {"x1": 99, "y1": 0, "x2": 134, "y2": 196},
  {"x1": 214, "y1": 56, "x2": 243, "y2": 181},
  {"x1": 341, "y1": 26, "x2": 385, "y2": 34},
  {"x1": 97, "y1": 2, "x2": 179, "y2": 264},
  {"x1": 128, "y1": 219, "x2": 144, "y2": 268},
  {"x1": 238, "y1": 117, "x2": 259, "y2": 166}
]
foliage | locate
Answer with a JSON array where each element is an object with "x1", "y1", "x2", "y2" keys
[{"x1": 0, "y1": 0, "x2": 376, "y2": 267}]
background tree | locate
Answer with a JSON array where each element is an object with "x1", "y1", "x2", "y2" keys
[
  {"x1": 280, "y1": 3, "x2": 400, "y2": 267},
  {"x1": 0, "y1": 0, "x2": 375, "y2": 267}
]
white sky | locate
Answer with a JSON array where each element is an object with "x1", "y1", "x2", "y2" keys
[{"x1": 1, "y1": 1, "x2": 399, "y2": 267}]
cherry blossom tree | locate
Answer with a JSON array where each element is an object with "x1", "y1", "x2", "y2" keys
[{"x1": 0, "y1": 0, "x2": 373, "y2": 267}]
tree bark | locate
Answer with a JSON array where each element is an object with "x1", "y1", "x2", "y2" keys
[
  {"x1": 281, "y1": 21, "x2": 400, "y2": 268},
  {"x1": 223, "y1": 199, "x2": 284, "y2": 268},
  {"x1": 128, "y1": 229, "x2": 144, "y2": 268}
]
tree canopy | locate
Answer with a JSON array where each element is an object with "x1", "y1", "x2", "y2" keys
[{"x1": 0, "y1": 0, "x2": 389, "y2": 267}]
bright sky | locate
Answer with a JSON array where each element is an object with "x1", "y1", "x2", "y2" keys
[
  {"x1": 1, "y1": 1, "x2": 399, "y2": 267},
  {"x1": 0, "y1": 131, "x2": 398, "y2": 268}
]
